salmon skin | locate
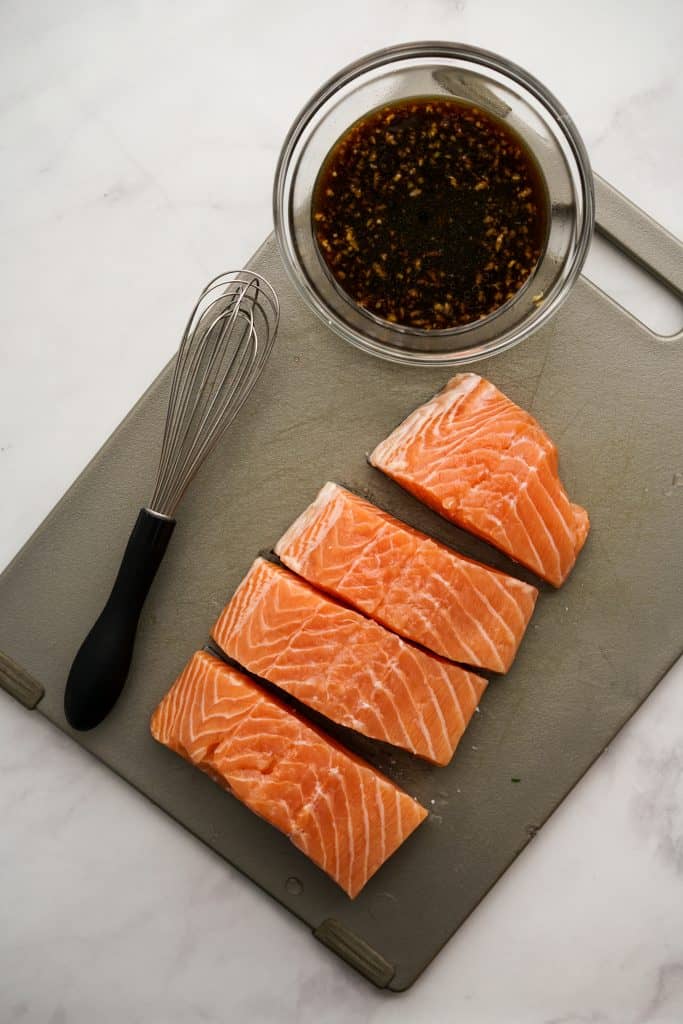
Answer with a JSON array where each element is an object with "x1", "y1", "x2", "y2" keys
[
  {"x1": 275, "y1": 483, "x2": 538, "y2": 673},
  {"x1": 151, "y1": 650, "x2": 427, "y2": 898},
  {"x1": 370, "y1": 374, "x2": 589, "y2": 587},
  {"x1": 212, "y1": 558, "x2": 487, "y2": 766}
]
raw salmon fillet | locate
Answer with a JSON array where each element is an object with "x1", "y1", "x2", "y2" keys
[
  {"x1": 151, "y1": 650, "x2": 427, "y2": 898},
  {"x1": 370, "y1": 374, "x2": 589, "y2": 587},
  {"x1": 212, "y1": 558, "x2": 487, "y2": 766},
  {"x1": 275, "y1": 482, "x2": 538, "y2": 672}
]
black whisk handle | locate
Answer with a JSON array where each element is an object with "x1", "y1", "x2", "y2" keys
[{"x1": 64, "y1": 508, "x2": 175, "y2": 731}]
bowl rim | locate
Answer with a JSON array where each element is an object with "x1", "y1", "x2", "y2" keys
[{"x1": 273, "y1": 40, "x2": 595, "y2": 366}]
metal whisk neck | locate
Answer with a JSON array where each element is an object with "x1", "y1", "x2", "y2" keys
[{"x1": 149, "y1": 271, "x2": 279, "y2": 519}]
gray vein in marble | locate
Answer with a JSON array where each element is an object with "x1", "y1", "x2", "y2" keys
[
  {"x1": 636, "y1": 961, "x2": 683, "y2": 1024},
  {"x1": 587, "y1": 76, "x2": 675, "y2": 152},
  {"x1": 544, "y1": 1013, "x2": 608, "y2": 1024},
  {"x1": 631, "y1": 735, "x2": 683, "y2": 877}
]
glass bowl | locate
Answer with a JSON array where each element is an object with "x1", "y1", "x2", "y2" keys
[{"x1": 273, "y1": 41, "x2": 594, "y2": 367}]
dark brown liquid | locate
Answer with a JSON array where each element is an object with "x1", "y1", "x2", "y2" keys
[{"x1": 313, "y1": 97, "x2": 548, "y2": 331}]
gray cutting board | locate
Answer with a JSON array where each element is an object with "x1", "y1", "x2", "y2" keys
[{"x1": 1, "y1": 176, "x2": 681, "y2": 991}]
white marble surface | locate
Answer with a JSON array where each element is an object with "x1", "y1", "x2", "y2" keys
[{"x1": 1, "y1": 1, "x2": 682, "y2": 1020}]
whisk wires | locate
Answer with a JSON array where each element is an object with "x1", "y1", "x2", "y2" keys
[{"x1": 149, "y1": 271, "x2": 279, "y2": 518}]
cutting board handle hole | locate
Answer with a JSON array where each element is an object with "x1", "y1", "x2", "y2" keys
[{"x1": 584, "y1": 232, "x2": 683, "y2": 338}]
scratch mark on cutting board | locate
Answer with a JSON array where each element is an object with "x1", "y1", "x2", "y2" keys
[
  {"x1": 528, "y1": 344, "x2": 552, "y2": 413},
  {"x1": 597, "y1": 644, "x2": 618, "y2": 677},
  {"x1": 552, "y1": 399, "x2": 592, "y2": 442}
]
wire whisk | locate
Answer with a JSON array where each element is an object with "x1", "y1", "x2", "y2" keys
[
  {"x1": 64, "y1": 270, "x2": 279, "y2": 731},
  {"x1": 151, "y1": 271, "x2": 279, "y2": 517}
]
